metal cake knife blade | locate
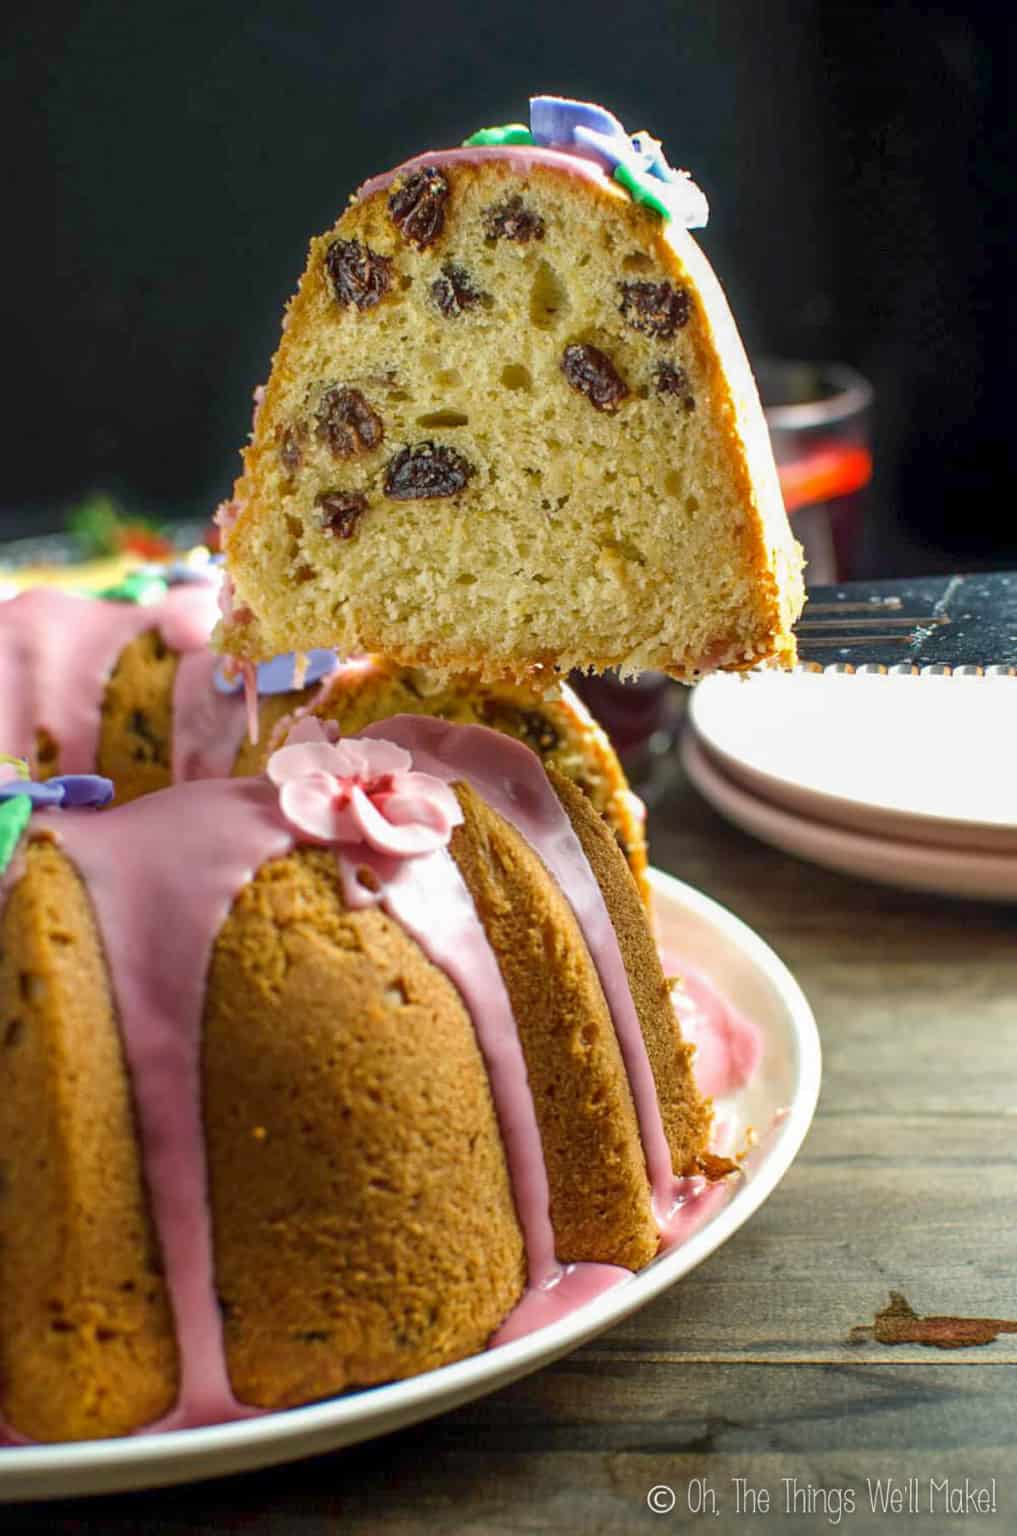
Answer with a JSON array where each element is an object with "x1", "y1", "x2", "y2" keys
[{"x1": 794, "y1": 571, "x2": 1017, "y2": 674}]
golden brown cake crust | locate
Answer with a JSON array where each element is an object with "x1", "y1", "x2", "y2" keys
[
  {"x1": 0, "y1": 840, "x2": 178, "y2": 1442},
  {"x1": 548, "y1": 768, "x2": 712, "y2": 1173},
  {"x1": 450, "y1": 781, "x2": 659, "y2": 1272},
  {"x1": 97, "y1": 629, "x2": 179, "y2": 804},
  {"x1": 219, "y1": 153, "x2": 803, "y2": 680},
  {"x1": 202, "y1": 846, "x2": 526, "y2": 1407}
]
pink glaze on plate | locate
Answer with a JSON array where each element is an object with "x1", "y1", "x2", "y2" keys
[{"x1": 664, "y1": 956, "x2": 764, "y2": 1100}]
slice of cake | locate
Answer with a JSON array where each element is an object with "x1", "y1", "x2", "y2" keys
[{"x1": 218, "y1": 96, "x2": 804, "y2": 684}]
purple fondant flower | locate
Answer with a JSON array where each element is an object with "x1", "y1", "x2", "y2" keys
[
  {"x1": 0, "y1": 760, "x2": 113, "y2": 809},
  {"x1": 528, "y1": 95, "x2": 709, "y2": 228},
  {"x1": 267, "y1": 719, "x2": 462, "y2": 857},
  {"x1": 213, "y1": 649, "x2": 339, "y2": 698}
]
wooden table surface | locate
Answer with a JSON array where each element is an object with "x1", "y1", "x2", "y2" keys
[{"x1": 9, "y1": 729, "x2": 1017, "y2": 1534}]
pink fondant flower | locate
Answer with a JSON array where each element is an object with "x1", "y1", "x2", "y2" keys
[{"x1": 267, "y1": 719, "x2": 462, "y2": 857}]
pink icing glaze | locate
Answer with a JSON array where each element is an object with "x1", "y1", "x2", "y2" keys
[
  {"x1": 356, "y1": 143, "x2": 619, "y2": 205},
  {"x1": 171, "y1": 649, "x2": 250, "y2": 782},
  {"x1": 43, "y1": 779, "x2": 293, "y2": 1432},
  {"x1": 241, "y1": 661, "x2": 259, "y2": 744},
  {"x1": 361, "y1": 715, "x2": 685, "y2": 1233},
  {"x1": 0, "y1": 588, "x2": 220, "y2": 775},
  {"x1": 337, "y1": 840, "x2": 567, "y2": 1295}
]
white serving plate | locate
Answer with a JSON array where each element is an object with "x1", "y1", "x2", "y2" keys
[
  {"x1": 0, "y1": 869, "x2": 820, "y2": 1501},
  {"x1": 683, "y1": 730, "x2": 1017, "y2": 903},
  {"x1": 690, "y1": 671, "x2": 1017, "y2": 854}
]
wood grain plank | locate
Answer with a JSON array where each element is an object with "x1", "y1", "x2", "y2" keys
[
  {"x1": 650, "y1": 767, "x2": 1017, "y2": 1118},
  {"x1": 10, "y1": 1364, "x2": 1014, "y2": 1534},
  {"x1": 593, "y1": 1114, "x2": 1017, "y2": 1364}
]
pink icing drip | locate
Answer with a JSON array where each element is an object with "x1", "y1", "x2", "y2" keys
[
  {"x1": 356, "y1": 144, "x2": 617, "y2": 204},
  {"x1": 490, "y1": 1262, "x2": 630, "y2": 1347},
  {"x1": 171, "y1": 649, "x2": 250, "y2": 782},
  {"x1": 336, "y1": 843, "x2": 564, "y2": 1292},
  {"x1": 40, "y1": 779, "x2": 294, "y2": 1431},
  {"x1": 361, "y1": 716, "x2": 682, "y2": 1231},
  {"x1": 242, "y1": 662, "x2": 259, "y2": 745},
  {"x1": 0, "y1": 588, "x2": 219, "y2": 774}
]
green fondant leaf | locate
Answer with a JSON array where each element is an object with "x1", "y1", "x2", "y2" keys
[
  {"x1": 463, "y1": 125, "x2": 534, "y2": 147},
  {"x1": 0, "y1": 796, "x2": 31, "y2": 877},
  {"x1": 613, "y1": 163, "x2": 670, "y2": 222},
  {"x1": 95, "y1": 571, "x2": 168, "y2": 605}
]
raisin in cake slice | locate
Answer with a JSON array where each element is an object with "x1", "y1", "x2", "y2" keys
[{"x1": 218, "y1": 96, "x2": 804, "y2": 684}]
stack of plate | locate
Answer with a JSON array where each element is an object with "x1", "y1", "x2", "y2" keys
[{"x1": 683, "y1": 672, "x2": 1017, "y2": 901}]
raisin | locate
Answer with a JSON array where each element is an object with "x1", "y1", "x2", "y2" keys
[
  {"x1": 431, "y1": 262, "x2": 488, "y2": 317},
  {"x1": 127, "y1": 709, "x2": 167, "y2": 766},
  {"x1": 384, "y1": 442, "x2": 475, "y2": 500},
  {"x1": 315, "y1": 386, "x2": 384, "y2": 458},
  {"x1": 483, "y1": 195, "x2": 545, "y2": 243},
  {"x1": 655, "y1": 361, "x2": 696, "y2": 411},
  {"x1": 618, "y1": 280, "x2": 691, "y2": 338},
  {"x1": 325, "y1": 238, "x2": 393, "y2": 310},
  {"x1": 388, "y1": 168, "x2": 449, "y2": 250},
  {"x1": 561, "y1": 344, "x2": 630, "y2": 413},
  {"x1": 279, "y1": 424, "x2": 305, "y2": 474},
  {"x1": 317, "y1": 490, "x2": 368, "y2": 539},
  {"x1": 481, "y1": 702, "x2": 561, "y2": 754}
]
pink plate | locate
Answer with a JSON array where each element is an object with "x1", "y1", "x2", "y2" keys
[
  {"x1": 683, "y1": 731, "x2": 1017, "y2": 903},
  {"x1": 689, "y1": 672, "x2": 1017, "y2": 855}
]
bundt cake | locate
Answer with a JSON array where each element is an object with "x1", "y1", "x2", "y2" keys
[
  {"x1": 0, "y1": 582, "x2": 647, "y2": 890},
  {"x1": 217, "y1": 95, "x2": 804, "y2": 681},
  {"x1": 0, "y1": 717, "x2": 711, "y2": 1443}
]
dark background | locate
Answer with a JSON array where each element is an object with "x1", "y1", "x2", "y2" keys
[{"x1": 3, "y1": 0, "x2": 1012, "y2": 570}]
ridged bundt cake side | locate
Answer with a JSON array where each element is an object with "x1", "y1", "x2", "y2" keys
[
  {"x1": 0, "y1": 840, "x2": 179, "y2": 1442},
  {"x1": 0, "y1": 718, "x2": 710, "y2": 1441}
]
